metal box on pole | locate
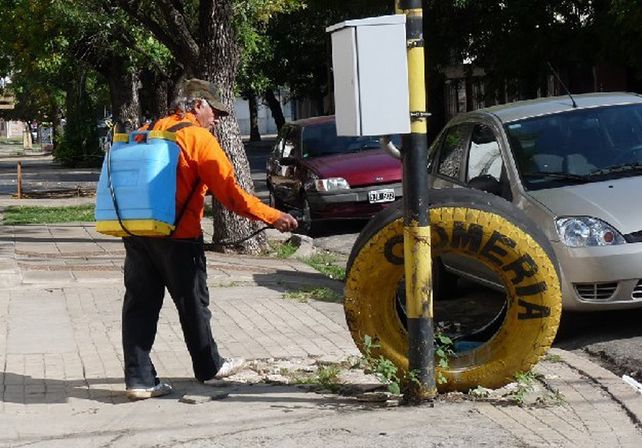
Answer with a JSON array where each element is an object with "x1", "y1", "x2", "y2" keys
[{"x1": 326, "y1": 15, "x2": 410, "y2": 137}]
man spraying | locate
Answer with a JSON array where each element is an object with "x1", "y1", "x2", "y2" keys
[{"x1": 123, "y1": 79, "x2": 297, "y2": 399}]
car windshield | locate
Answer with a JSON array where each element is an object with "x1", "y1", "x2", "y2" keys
[
  {"x1": 302, "y1": 122, "x2": 401, "y2": 158},
  {"x1": 505, "y1": 103, "x2": 642, "y2": 190}
]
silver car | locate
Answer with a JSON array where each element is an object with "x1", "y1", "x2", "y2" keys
[{"x1": 428, "y1": 92, "x2": 642, "y2": 311}]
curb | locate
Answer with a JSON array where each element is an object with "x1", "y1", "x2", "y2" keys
[{"x1": 551, "y1": 347, "x2": 642, "y2": 425}]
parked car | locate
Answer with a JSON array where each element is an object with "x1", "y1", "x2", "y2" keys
[
  {"x1": 428, "y1": 92, "x2": 642, "y2": 311},
  {"x1": 266, "y1": 115, "x2": 402, "y2": 234}
]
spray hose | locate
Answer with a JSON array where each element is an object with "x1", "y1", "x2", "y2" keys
[{"x1": 211, "y1": 210, "x2": 304, "y2": 247}]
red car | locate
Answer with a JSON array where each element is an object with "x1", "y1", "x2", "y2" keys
[{"x1": 266, "y1": 115, "x2": 402, "y2": 234}]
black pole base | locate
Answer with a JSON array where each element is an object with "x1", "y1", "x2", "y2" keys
[{"x1": 406, "y1": 317, "x2": 437, "y2": 400}]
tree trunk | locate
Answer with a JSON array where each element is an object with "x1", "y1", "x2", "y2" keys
[
  {"x1": 114, "y1": 0, "x2": 269, "y2": 253},
  {"x1": 248, "y1": 90, "x2": 261, "y2": 142},
  {"x1": 264, "y1": 88, "x2": 285, "y2": 132},
  {"x1": 198, "y1": 0, "x2": 266, "y2": 254},
  {"x1": 107, "y1": 56, "x2": 141, "y2": 133},
  {"x1": 141, "y1": 67, "x2": 184, "y2": 120},
  {"x1": 140, "y1": 70, "x2": 169, "y2": 120},
  {"x1": 150, "y1": 80, "x2": 169, "y2": 119},
  {"x1": 55, "y1": 73, "x2": 101, "y2": 166},
  {"x1": 50, "y1": 103, "x2": 63, "y2": 150}
]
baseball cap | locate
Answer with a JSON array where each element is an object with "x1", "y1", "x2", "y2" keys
[{"x1": 179, "y1": 78, "x2": 231, "y2": 116}]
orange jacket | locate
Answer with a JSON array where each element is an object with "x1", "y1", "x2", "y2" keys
[{"x1": 147, "y1": 113, "x2": 281, "y2": 239}]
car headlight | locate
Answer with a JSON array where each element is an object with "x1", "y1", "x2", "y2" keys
[
  {"x1": 314, "y1": 177, "x2": 350, "y2": 192},
  {"x1": 555, "y1": 217, "x2": 626, "y2": 247}
]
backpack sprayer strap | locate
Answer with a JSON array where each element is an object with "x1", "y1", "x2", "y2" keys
[
  {"x1": 166, "y1": 121, "x2": 201, "y2": 238},
  {"x1": 106, "y1": 144, "x2": 136, "y2": 237}
]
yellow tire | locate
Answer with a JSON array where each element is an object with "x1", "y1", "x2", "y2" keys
[{"x1": 345, "y1": 188, "x2": 561, "y2": 391}]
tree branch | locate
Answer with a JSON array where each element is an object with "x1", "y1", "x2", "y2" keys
[
  {"x1": 198, "y1": 0, "x2": 214, "y2": 53},
  {"x1": 171, "y1": 0, "x2": 186, "y2": 15},
  {"x1": 153, "y1": 0, "x2": 200, "y2": 62},
  {"x1": 111, "y1": 0, "x2": 198, "y2": 65},
  {"x1": 115, "y1": 32, "x2": 181, "y2": 80}
]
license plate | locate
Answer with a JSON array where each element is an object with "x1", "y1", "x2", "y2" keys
[{"x1": 368, "y1": 188, "x2": 395, "y2": 204}]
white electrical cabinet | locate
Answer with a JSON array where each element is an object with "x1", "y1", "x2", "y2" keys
[{"x1": 327, "y1": 15, "x2": 410, "y2": 136}]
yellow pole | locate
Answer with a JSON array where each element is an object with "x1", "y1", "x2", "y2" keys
[{"x1": 396, "y1": 0, "x2": 435, "y2": 401}]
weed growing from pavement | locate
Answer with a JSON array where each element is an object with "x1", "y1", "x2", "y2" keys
[
  {"x1": 544, "y1": 353, "x2": 563, "y2": 363},
  {"x1": 268, "y1": 240, "x2": 298, "y2": 258},
  {"x1": 465, "y1": 371, "x2": 566, "y2": 408},
  {"x1": 215, "y1": 281, "x2": 246, "y2": 288},
  {"x1": 282, "y1": 286, "x2": 342, "y2": 303},
  {"x1": 435, "y1": 331, "x2": 455, "y2": 385},
  {"x1": 313, "y1": 365, "x2": 342, "y2": 392},
  {"x1": 509, "y1": 370, "x2": 538, "y2": 406},
  {"x1": 361, "y1": 333, "x2": 454, "y2": 397},
  {"x1": 280, "y1": 363, "x2": 343, "y2": 393},
  {"x1": 535, "y1": 388, "x2": 566, "y2": 407},
  {"x1": 468, "y1": 385, "x2": 492, "y2": 399},
  {"x1": 1, "y1": 205, "x2": 95, "y2": 225},
  {"x1": 303, "y1": 251, "x2": 346, "y2": 280},
  {"x1": 361, "y1": 335, "x2": 405, "y2": 395}
]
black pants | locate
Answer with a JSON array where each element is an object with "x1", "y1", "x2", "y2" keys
[{"x1": 122, "y1": 236, "x2": 224, "y2": 388}]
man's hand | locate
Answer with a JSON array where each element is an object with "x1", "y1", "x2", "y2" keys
[{"x1": 272, "y1": 212, "x2": 298, "y2": 233}]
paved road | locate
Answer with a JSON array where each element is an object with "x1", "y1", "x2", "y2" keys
[{"x1": 0, "y1": 156, "x2": 99, "y2": 197}]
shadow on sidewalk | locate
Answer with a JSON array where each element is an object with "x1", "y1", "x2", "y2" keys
[
  {"x1": 1, "y1": 373, "x2": 362, "y2": 409},
  {"x1": 0, "y1": 236, "x2": 123, "y2": 245},
  {"x1": 252, "y1": 270, "x2": 344, "y2": 295},
  {"x1": 0, "y1": 235, "x2": 123, "y2": 244},
  {"x1": 0, "y1": 225, "x2": 123, "y2": 245}
]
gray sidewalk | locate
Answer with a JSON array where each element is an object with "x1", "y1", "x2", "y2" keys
[{"x1": 2, "y1": 222, "x2": 642, "y2": 446}]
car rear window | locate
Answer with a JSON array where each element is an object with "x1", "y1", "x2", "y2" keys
[{"x1": 301, "y1": 122, "x2": 401, "y2": 158}]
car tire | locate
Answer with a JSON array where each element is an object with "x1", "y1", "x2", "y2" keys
[
  {"x1": 295, "y1": 196, "x2": 316, "y2": 236},
  {"x1": 344, "y1": 188, "x2": 561, "y2": 392}
]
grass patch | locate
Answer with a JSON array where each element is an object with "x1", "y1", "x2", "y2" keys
[
  {"x1": 543, "y1": 353, "x2": 563, "y2": 363},
  {"x1": 282, "y1": 364, "x2": 342, "y2": 393},
  {"x1": 303, "y1": 252, "x2": 346, "y2": 280},
  {"x1": 0, "y1": 137, "x2": 23, "y2": 145},
  {"x1": 313, "y1": 365, "x2": 342, "y2": 391},
  {"x1": 2, "y1": 205, "x2": 95, "y2": 225},
  {"x1": 282, "y1": 286, "x2": 342, "y2": 303},
  {"x1": 268, "y1": 240, "x2": 298, "y2": 258}
]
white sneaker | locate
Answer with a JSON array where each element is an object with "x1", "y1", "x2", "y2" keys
[
  {"x1": 212, "y1": 357, "x2": 245, "y2": 380},
  {"x1": 126, "y1": 382, "x2": 173, "y2": 400}
]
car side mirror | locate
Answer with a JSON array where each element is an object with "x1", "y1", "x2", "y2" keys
[
  {"x1": 468, "y1": 174, "x2": 502, "y2": 196},
  {"x1": 279, "y1": 156, "x2": 296, "y2": 166}
]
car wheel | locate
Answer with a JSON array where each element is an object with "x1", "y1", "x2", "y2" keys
[
  {"x1": 344, "y1": 188, "x2": 562, "y2": 392},
  {"x1": 295, "y1": 196, "x2": 316, "y2": 236}
]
